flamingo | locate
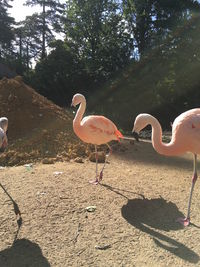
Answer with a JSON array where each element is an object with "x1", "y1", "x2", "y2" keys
[
  {"x1": 132, "y1": 108, "x2": 200, "y2": 226},
  {"x1": 0, "y1": 117, "x2": 8, "y2": 152},
  {"x1": 0, "y1": 117, "x2": 21, "y2": 232},
  {"x1": 71, "y1": 93, "x2": 124, "y2": 184}
]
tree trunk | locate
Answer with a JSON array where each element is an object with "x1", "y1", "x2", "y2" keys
[
  {"x1": 41, "y1": 0, "x2": 46, "y2": 59},
  {"x1": 26, "y1": 42, "x2": 29, "y2": 70}
]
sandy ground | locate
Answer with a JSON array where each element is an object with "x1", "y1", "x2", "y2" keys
[{"x1": 0, "y1": 140, "x2": 200, "y2": 267}]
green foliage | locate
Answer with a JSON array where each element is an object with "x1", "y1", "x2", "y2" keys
[
  {"x1": 24, "y1": 0, "x2": 66, "y2": 59},
  {"x1": 64, "y1": 0, "x2": 133, "y2": 81},
  {"x1": 1, "y1": 0, "x2": 200, "y2": 132},
  {"x1": 26, "y1": 40, "x2": 92, "y2": 105},
  {"x1": 14, "y1": 14, "x2": 46, "y2": 70},
  {"x1": 0, "y1": 0, "x2": 15, "y2": 59},
  {"x1": 122, "y1": 0, "x2": 199, "y2": 56},
  {"x1": 89, "y1": 10, "x2": 200, "y2": 130},
  {"x1": 26, "y1": 0, "x2": 135, "y2": 105}
]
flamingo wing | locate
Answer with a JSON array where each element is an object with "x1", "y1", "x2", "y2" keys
[
  {"x1": 81, "y1": 115, "x2": 122, "y2": 140},
  {"x1": 172, "y1": 110, "x2": 200, "y2": 148},
  {"x1": 173, "y1": 110, "x2": 200, "y2": 131},
  {"x1": 190, "y1": 114, "x2": 200, "y2": 129}
]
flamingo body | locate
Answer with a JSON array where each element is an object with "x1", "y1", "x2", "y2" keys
[
  {"x1": 171, "y1": 108, "x2": 200, "y2": 155},
  {"x1": 73, "y1": 115, "x2": 122, "y2": 145},
  {"x1": 133, "y1": 108, "x2": 200, "y2": 226},
  {"x1": 133, "y1": 108, "x2": 200, "y2": 156},
  {"x1": 72, "y1": 93, "x2": 123, "y2": 184},
  {"x1": 0, "y1": 117, "x2": 8, "y2": 151}
]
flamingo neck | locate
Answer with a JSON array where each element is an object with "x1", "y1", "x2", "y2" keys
[
  {"x1": 149, "y1": 115, "x2": 179, "y2": 156},
  {"x1": 73, "y1": 98, "x2": 86, "y2": 126}
]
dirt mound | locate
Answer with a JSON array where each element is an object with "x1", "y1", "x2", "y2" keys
[{"x1": 0, "y1": 77, "x2": 89, "y2": 166}]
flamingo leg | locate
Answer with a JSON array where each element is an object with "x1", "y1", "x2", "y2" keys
[
  {"x1": 177, "y1": 154, "x2": 197, "y2": 226},
  {"x1": 99, "y1": 144, "x2": 112, "y2": 181},
  {"x1": 89, "y1": 145, "x2": 99, "y2": 185}
]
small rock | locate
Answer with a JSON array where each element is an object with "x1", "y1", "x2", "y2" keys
[
  {"x1": 42, "y1": 158, "x2": 55, "y2": 164},
  {"x1": 89, "y1": 151, "x2": 105, "y2": 163},
  {"x1": 53, "y1": 171, "x2": 63, "y2": 176},
  {"x1": 36, "y1": 191, "x2": 46, "y2": 196},
  {"x1": 74, "y1": 157, "x2": 84, "y2": 163},
  {"x1": 85, "y1": 206, "x2": 96, "y2": 212}
]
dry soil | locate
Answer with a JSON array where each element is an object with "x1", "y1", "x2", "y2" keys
[{"x1": 0, "y1": 140, "x2": 200, "y2": 267}]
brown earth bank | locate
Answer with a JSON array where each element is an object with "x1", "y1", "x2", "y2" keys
[
  {"x1": 0, "y1": 140, "x2": 200, "y2": 267},
  {"x1": 0, "y1": 77, "x2": 96, "y2": 166}
]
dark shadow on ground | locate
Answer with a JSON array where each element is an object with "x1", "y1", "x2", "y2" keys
[
  {"x1": 0, "y1": 239, "x2": 50, "y2": 267},
  {"x1": 121, "y1": 197, "x2": 199, "y2": 263},
  {"x1": 114, "y1": 140, "x2": 193, "y2": 171},
  {"x1": 122, "y1": 197, "x2": 184, "y2": 231},
  {"x1": 0, "y1": 183, "x2": 22, "y2": 241},
  {"x1": 100, "y1": 183, "x2": 145, "y2": 200}
]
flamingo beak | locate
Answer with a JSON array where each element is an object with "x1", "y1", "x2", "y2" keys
[
  {"x1": 132, "y1": 131, "x2": 139, "y2": 142},
  {"x1": 71, "y1": 100, "x2": 76, "y2": 107}
]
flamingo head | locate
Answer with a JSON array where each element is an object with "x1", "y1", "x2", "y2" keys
[
  {"x1": 132, "y1": 113, "x2": 150, "y2": 134},
  {"x1": 0, "y1": 128, "x2": 8, "y2": 152},
  {"x1": 71, "y1": 93, "x2": 85, "y2": 107},
  {"x1": 0, "y1": 117, "x2": 8, "y2": 133}
]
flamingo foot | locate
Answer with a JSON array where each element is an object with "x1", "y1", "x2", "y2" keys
[
  {"x1": 89, "y1": 179, "x2": 99, "y2": 185},
  {"x1": 176, "y1": 217, "x2": 190, "y2": 227}
]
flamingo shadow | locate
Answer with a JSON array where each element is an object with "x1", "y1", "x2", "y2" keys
[
  {"x1": 121, "y1": 197, "x2": 199, "y2": 263},
  {"x1": 100, "y1": 183, "x2": 145, "y2": 200},
  {"x1": 0, "y1": 183, "x2": 22, "y2": 241},
  {"x1": 101, "y1": 183, "x2": 199, "y2": 263},
  {"x1": 0, "y1": 239, "x2": 50, "y2": 267}
]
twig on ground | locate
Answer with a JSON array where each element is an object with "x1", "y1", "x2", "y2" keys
[
  {"x1": 77, "y1": 248, "x2": 86, "y2": 256},
  {"x1": 95, "y1": 244, "x2": 112, "y2": 250},
  {"x1": 73, "y1": 222, "x2": 81, "y2": 243}
]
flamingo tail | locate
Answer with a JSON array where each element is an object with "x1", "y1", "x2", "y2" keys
[{"x1": 115, "y1": 129, "x2": 123, "y2": 141}]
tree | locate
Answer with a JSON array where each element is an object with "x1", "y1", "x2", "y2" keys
[
  {"x1": 14, "y1": 14, "x2": 45, "y2": 71},
  {"x1": 25, "y1": 0, "x2": 66, "y2": 59},
  {"x1": 122, "y1": 0, "x2": 200, "y2": 57},
  {"x1": 64, "y1": 0, "x2": 133, "y2": 81},
  {"x1": 29, "y1": 40, "x2": 90, "y2": 105},
  {"x1": 0, "y1": 0, "x2": 15, "y2": 60}
]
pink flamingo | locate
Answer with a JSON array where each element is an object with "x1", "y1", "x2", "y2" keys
[
  {"x1": 132, "y1": 108, "x2": 200, "y2": 226},
  {"x1": 0, "y1": 117, "x2": 8, "y2": 152},
  {"x1": 71, "y1": 93, "x2": 123, "y2": 184}
]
